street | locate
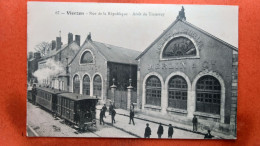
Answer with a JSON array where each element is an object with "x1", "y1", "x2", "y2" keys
[{"x1": 27, "y1": 101, "x2": 204, "y2": 139}]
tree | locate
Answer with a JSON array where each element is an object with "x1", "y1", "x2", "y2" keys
[{"x1": 34, "y1": 41, "x2": 51, "y2": 57}]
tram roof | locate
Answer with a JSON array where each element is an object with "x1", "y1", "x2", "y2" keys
[
  {"x1": 36, "y1": 87, "x2": 67, "y2": 94},
  {"x1": 58, "y1": 93, "x2": 99, "y2": 101}
]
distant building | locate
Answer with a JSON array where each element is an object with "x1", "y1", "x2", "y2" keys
[
  {"x1": 135, "y1": 7, "x2": 238, "y2": 135},
  {"x1": 27, "y1": 52, "x2": 41, "y2": 85},
  {"x1": 37, "y1": 33, "x2": 81, "y2": 91}
]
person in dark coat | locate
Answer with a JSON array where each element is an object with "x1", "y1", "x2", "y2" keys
[
  {"x1": 111, "y1": 109, "x2": 116, "y2": 125},
  {"x1": 204, "y1": 130, "x2": 214, "y2": 139},
  {"x1": 168, "y1": 124, "x2": 174, "y2": 138},
  {"x1": 109, "y1": 102, "x2": 113, "y2": 115},
  {"x1": 129, "y1": 109, "x2": 135, "y2": 125},
  {"x1": 102, "y1": 104, "x2": 107, "y2": 118},
  {"x1": 32, "y1": 84, "x2": 37, "y2": 105},
  {"x1": 157, "y1": 123, "x2": 164, "y2": 138},
  {"x1": 99, "y1": 109, "x2": 104, "y2": 125},
  {"x1": 144, "y1": 123, "x2": 151, "y2": 138},
  {"x1": 192, "y1": 115, "x2": 198, "y2": 131}
]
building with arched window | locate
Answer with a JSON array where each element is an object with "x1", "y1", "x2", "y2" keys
[
  {"x1": 69, "y1": 33, "x2": 140, "y2": 104},
  {"x1": 136, "y1": 8, "x2": 238, "y2": 135}
]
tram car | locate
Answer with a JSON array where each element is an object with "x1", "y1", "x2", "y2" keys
[
  {"x1": 35, "y1": 87, "x2": 67, "y2": 113},
  {"x1": 57, "y1": 93, "x2": 99, "y2": 130}
]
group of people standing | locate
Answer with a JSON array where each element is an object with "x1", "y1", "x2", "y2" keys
[
  {"x1": 99, "y1": 103, "x2": 213, "y2": 139},
  {"x1": 99, "y1": 103, "x2": 116, "y2": 125},
  {"x1": 144, "y1": 123, "x2": 174, "y2": 138}
]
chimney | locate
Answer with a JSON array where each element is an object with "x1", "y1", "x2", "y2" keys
[
  {"x1": 51, "y1": 40, "x2": 56, "y2": 50},
  {"x1": 75, "y1": 35, "x2": 80, "y2": 46},
  {"x1": 68, "y1": 33, "x2": 73, "y2": 44},
  {"x1": 34, "y1": 52, "x2": 41, "y2": 59},
  {"x1": 56, "y1": 37, "x2": 62, "y2": 50}
]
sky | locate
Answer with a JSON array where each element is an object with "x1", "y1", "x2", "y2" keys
[{"x1": 27, "y1": 2, "x2": 238, "y2": 53}]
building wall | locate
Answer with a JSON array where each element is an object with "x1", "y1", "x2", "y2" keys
[
  {"x1": 70, "y1": 41, "x2": 108, "y2": 101},
  {"x1": 137, "y1": 21, "x2": 234, "y2": 126}
]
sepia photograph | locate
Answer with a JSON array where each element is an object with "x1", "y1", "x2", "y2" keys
[{"x1": 27, "y1": 2, "x2": 238, "y2": 139}]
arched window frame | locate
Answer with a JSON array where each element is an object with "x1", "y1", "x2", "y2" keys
[
  {"x1": 195, "y1": 75, "x2": 221, "y2": 115},
  {"x1": 168, "y1": 75, "x2": 188, "y2": 110},
  {"x1": 93, "y1": 74, "x2": 102, "y2": 98},
  {"x1": 73, "y1": 74, "x2": 80, "y2": 94},
  {"x1": 160, "y1": 34, "x2": 200, "y2": 61},
  {"x1": 145, "y1": 75, "x2": 162, "y2": 106},
  {"x1": 79, "y1": 49, "x2": 95, "y2": 65},
  {"x1": 82, "y1": 74, "x2": 91, "y2": 95}
]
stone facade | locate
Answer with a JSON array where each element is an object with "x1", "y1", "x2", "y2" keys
[{"x1": 136, "y1": 19, "x2": 238, "y2": 135}]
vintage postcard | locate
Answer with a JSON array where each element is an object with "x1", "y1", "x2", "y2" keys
[{"x1": 27, "y1": 2, "x2": 238, "y2": 139}]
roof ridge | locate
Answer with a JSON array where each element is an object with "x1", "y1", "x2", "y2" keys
[
  {"x1": 136, "y1": 19, "x2": 179, "y2": 60},
  {"x1": 182, "y1": 20, "x2": 238, "y2": 51},
  {"x1": 136, "y1": 19, "x2": 238, "y2": 60},
  {"x1": 93, "y1": 41, "x2": 141, "y2": 53}
]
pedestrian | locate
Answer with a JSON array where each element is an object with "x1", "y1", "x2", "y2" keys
[
  {"x1": 157, "y1": 123, "x2": 164, "y2": 138},
  {"x1": 111, "y1": 108, "x2": 116, "y2": 125},
  {"x1": 130, "y1": 103, "x2": 134, "y2": 110},
  {"x1": 32, "y1": 84, "x2": 37, "y2": 105},
  {"x1": 168, "y1": 124, "x2": 174, "y2": 138},
  {"x1": 192, "y1": 115, "x2": 198, "y2": 131},
  {"x1": 129, "y1": 109, "x2": 135, "y2": 125},
  {"x1": 204, "y1": 130, "x2": 214, "y2": 139},
  {"x1": 144, "y1": 123, "x2": 151, "y2": 138},
  {"x1": 99, "y1": 109, "x2": 104, "y2": 125},
  {"x1": 109, "y1": 102, "x2": 113, "y2": 115},
  {"x1": 102, "y1": 104, "x2": 107, "y2": 118}
]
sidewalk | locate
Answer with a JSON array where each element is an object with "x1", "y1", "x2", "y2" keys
[{"x1": 97, "y1": 105, "x2": 235, "y2": 139}]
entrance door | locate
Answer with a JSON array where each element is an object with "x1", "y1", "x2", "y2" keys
[{"x1": 114, "y1": 90, "x2": 127, "y2": 110}]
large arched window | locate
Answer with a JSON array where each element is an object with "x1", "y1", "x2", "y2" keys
[
  {"x1": 73, "y1": 75, "x2": 80, "y2": 94},
  {"x1": 162, "y1": 36, "x2": 196, "y2": 58},
  {"x1": 168, "y1": 76, "x2": 187, "y2": 110},
  {"x1": 146, "y1": 76, "x2": 161, "y2": 106},
  {"x1": 82, "y1": 75, "x2": 90, "y2": 95},
  {"x1": 196, "y1": 75, "x2": 221, "y2": 114},
  {"x1": 80, "y1": 51, "x2": 93, "y2": 64},
  {"x1": 93, "y1": 75, "x2": 102, "y2": 97}
]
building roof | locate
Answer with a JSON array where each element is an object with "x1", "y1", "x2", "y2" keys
[
  {"x1": 136, "y1": 19, "x2": 238, "y2": 60},
  {"x1": 69, "y1": 40, "x2": 141, "y2": 65},
  {"x1": 92, "y1": 41, "x2": 141, "y2": 65}
]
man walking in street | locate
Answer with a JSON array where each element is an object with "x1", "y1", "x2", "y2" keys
[
  {"x1": 168, "y1": 124, "x2": 174, "y2": 138},
  {"x1": 192, "y1": 115, "x2": 198, "y2": 131},
  {"x1": 129, "y1": 109, "x2": 135, "y2": 125},
  {"x1": 109, "y1": 102, "x2": 113, "y2": 115},
  {"x1": 102, "y1": 104, "x2": 107, "y2": 118},
  {"x1": 144, "y1": 123, "x2": 151, "y2": 138},
  {"x1": 99, "y1": 109, "x2": 105, "y2": 125},
  {"x1": 157, "y1": 123, "x2": 164, "y2": 138},
  {"x1": 111, "y1": 108, "x2": 116, "y2": 125}
]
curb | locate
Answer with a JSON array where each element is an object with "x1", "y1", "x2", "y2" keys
[{"x1": 27, "y1": 125, "x2": 39, "y2": 137}]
